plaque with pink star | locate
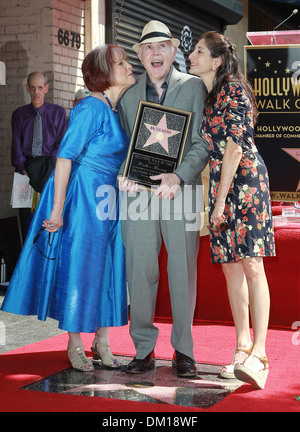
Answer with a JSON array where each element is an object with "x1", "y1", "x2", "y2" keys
[{"x1": 123, "y1": 101, "x2": 192, "y2": 189}]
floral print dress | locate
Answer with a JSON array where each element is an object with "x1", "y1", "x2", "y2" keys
[{"x1": 201, "y1": 82, "x2": 276, "y2": 263}]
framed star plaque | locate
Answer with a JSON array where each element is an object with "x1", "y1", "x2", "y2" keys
[{"x1": 123, "y1": 101, "x2": 192, "y2": 190}]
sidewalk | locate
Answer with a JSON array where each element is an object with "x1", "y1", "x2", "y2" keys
[{"x1": 0, "y1": 285, "x2": 65, "y2": 354}]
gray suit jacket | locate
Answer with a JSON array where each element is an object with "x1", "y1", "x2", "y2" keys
[{"x1": 119, "y1": 67, "x2": 210, "y2": 213}]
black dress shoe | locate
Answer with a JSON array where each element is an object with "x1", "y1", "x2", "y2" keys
[
  {"x1": 172, "y1": 350, "x2": 197, "y2": 378},
  {"x1": 126, "y1": 350, "x2": 155, "y2": 374}
]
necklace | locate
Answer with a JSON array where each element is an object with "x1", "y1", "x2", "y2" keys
[{"x1": 101, "y1": 91, "x2": 118, "y2": 114}]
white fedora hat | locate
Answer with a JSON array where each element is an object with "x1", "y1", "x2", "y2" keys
[{"x1": 132, "y1": 20, "x2": 180, "y2": 53}]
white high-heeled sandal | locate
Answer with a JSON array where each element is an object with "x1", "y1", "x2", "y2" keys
[
  {"x1": 220, "y1": 344, "x2": 253, "y2": 379},
  {"x1": 91, "y1": 340, "x2": 121, "y2": 369},
  {"x1": 234, "y1": 353, "x2": 269, "y2": 390},
  {"x1": 67, "y1": 346, "x2": 95, "y2": 372}
]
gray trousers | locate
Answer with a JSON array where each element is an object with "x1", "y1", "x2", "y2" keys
[{"x1": 121, "y1": 199, "x2": 200, "y2": 361}]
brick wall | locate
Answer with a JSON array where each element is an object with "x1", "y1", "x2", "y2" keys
[
  {"x1": 52, "y1": 0, "x2": 85, "y2": 109},
  {"x1": 0, "y1": 0, "x2": 86, "y2": 220}
]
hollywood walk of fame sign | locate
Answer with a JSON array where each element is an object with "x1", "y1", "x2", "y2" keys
[
  {"x1": 245, "y1": 45, "x2": 300, "y2": 201},
  {"x1": 123, "y1": 101, "x2": 192, "y2": 190}
]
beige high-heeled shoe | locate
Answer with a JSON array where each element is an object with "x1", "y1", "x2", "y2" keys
[
  {"x1": 220, "y1": 344, "x2": 253, "y2": 379},
  {"x1": 234, "y1": 353, "x2": 269, "y2": 390},
  {"x1": 67, "y1": 346, "x2": 95, "y2": 372},
  {"x1": 91, "y1": 340, "x2": 121, "y2": 369}
]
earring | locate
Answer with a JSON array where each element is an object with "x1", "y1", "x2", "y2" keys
[{"x1": 212, "y1": 66, "x2": 216, "y2": 71}]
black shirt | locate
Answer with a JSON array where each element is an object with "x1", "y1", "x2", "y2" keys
[{"x1": 146, "y1": 67, "x2": 173, "y2": 104}]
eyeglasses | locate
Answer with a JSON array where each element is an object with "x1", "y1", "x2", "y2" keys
[
  {"x1": 33, "y1": 227, "x2": 56, "y2": 260},
  {"x1": 207, "y1": 221, "x2": 230, "y2": 233}
]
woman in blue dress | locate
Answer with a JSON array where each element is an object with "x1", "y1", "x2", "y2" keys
[
  {"x1": 1, "y1": 45, "x2": 135, "y2": 371},
  {"x1": 189, "y1": 32, "x2": 275, "y2": 390}
]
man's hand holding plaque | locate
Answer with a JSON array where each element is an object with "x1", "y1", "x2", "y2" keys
[
  {"x1": 118, "y1": 172, "x2": 181, "y2": 200},
  {"x1": 151, "y1": 173, "x2": 181, "y2": 200}
]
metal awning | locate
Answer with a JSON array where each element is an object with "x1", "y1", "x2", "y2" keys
[
  {"x1": 181, "y1": 0, "x2": 244, "y2": 25},
  {"x1": 268, "y1": 0, "x2": 300, "y2": 4}
]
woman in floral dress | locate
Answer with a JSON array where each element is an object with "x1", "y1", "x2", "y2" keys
[{"x1": 189, "y1": 31, "x2": 275, "y2": 390}]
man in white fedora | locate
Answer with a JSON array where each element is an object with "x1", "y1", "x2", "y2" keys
[{"x1": 118, "y1": 20, "x2": 209, "y2": 377}]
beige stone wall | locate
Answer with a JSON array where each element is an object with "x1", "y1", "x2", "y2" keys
[{"x1": 52, "y1": 0, "x2": 85, "y2": 110}]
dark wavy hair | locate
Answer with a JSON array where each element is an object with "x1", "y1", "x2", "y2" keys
[
  {"x1": 82, "y1": 44, "x2": 127, "y2": 92},
  {"x1": 199, "y1": 31, "x2": 258, "y2": 124}
]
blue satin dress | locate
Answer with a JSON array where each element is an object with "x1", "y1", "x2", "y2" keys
[{"x1": 1, "y1": 97, "x2": 128, "y2": 332}]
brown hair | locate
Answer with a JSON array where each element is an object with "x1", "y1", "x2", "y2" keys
[
  {"x1": 199, "y1": 31, "x2": 258, "y2": 123},
  {"x1": 82, "y1": 44, "x2": 127, "y2": 92}
]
